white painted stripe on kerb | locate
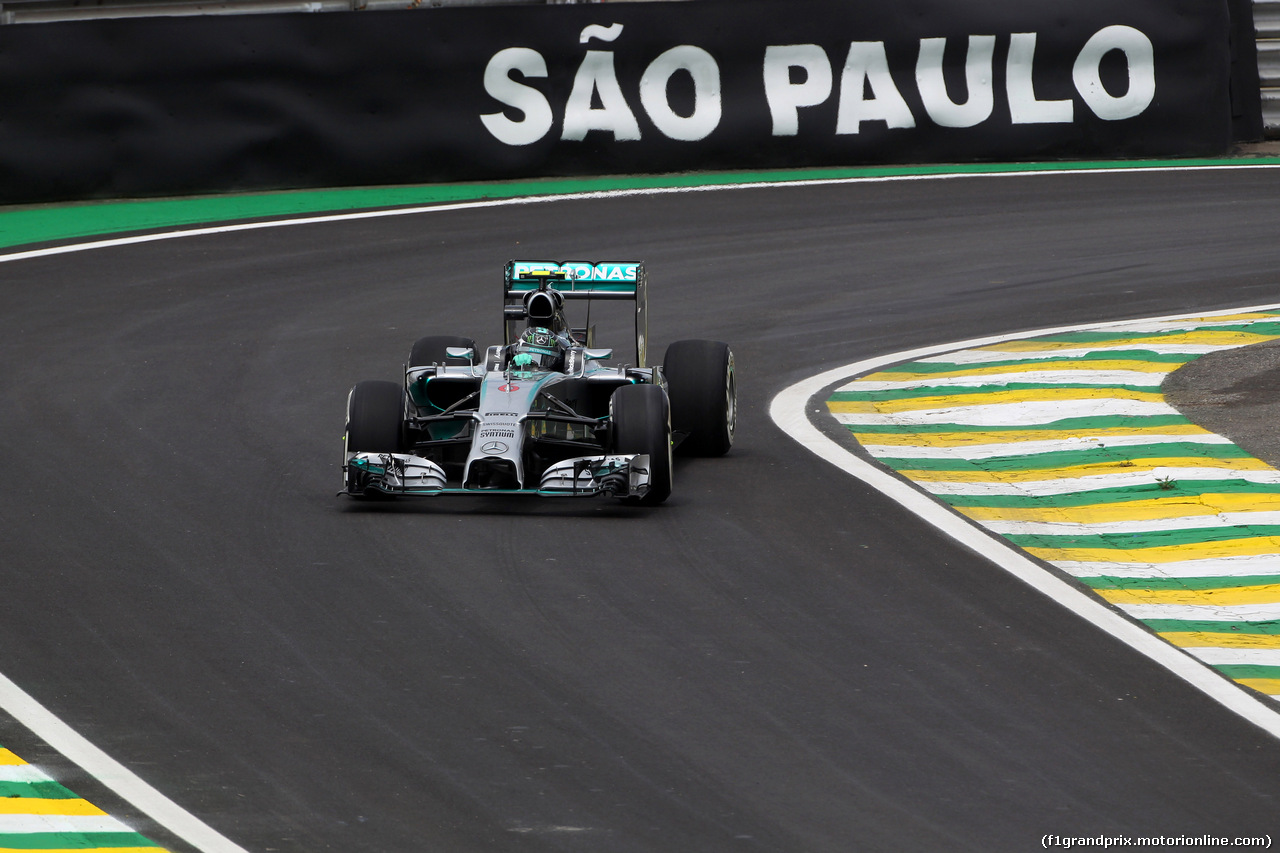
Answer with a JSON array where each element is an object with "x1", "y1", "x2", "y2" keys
[
  {"x1": 1186, "y1": 648, "x2": 1280, "y2": 667},
  {"x1": 1097, "y1": 318, "x2": 1280, "y2": 333},
  {"x1": 849, "y1": 370, "x2": 1170, "y2": 390},
  {"x1": 860, "y1": 433, "x2": 1233, "y2": 460},
  {"x1": 913, "y1": 345, "x2": 1234, "y2": 364},
  {"x1": 1057, "y1": 556, "x2": 1280, "y2": 579},
  {"x1": 833, "y1": 399, "x2": 1179, "y2": 426},
  {"x1": 1117, "y1": 603, "x2": 1280, "y2": 622},
  {"x1": 0, "y1": 764, "x2": 52, "y2": 784},
  {"x1": 0, "y1": 814, "x2": 130, "y2": 833},
  {"x1": 919, "y1": 468, "x2": 1280, "y2": 497},
  {"x1": 770, "y1": 301, "x2": 1280, "y2": 743},
  {"x1": 981, "y1": 512, "x2": 1280, "y2": 536}
]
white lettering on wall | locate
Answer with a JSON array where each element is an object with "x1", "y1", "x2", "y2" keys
[
  {"x1": 480, "y1": 48, "x2": 553, "y2": 146},
  {"x1": 1007, "y1": 32, "x2": 1074, "y2": 124},
  {"x1": 640, "y1": 45, "x2": 722, "y2": 141},
  {"x1": 916, "y1": 35, "x2": 996, "y2": 128},
  {"x1": 1073, "y1": 25, "x2": 1155, "y2": 120},
  {"x1": 480, "y1": 25, "x2": 1159, "y2": 146},
  {"x1": 763, "y1": 44, "x2": 833, "y2": 136},
  {"x1": 835, "y1": 42, "x2": 916, "y2": 134}
]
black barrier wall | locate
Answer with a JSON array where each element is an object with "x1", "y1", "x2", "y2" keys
[{"x1": 0, "y1": 0, "x2": 1255, "y2": 204}]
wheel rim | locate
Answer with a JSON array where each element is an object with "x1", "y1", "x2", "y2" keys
[{"x1": 725, "y1": 354, "x2": 737, "y2": 443}]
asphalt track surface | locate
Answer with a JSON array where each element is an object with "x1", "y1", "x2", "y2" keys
[{"x1": 4, "y1": 168, "x2": 1280, "y2": 852}]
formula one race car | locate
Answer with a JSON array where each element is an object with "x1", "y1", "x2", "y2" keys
[{"x1": 341, "y1": 260, "x2": 735, "y2": 505}]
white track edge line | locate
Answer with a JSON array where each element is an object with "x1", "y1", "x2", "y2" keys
[
  {"x1": 769, "y1": 301, "x2": 1280, "y2": 742},
  {"x1": 0, "y1": 669, "x2": 249, "y2": 852},
  {"x1": 6, "y1": 162, "x2": 1280, "y2": 265}
]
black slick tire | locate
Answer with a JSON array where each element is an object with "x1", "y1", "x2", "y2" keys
[
  {"x1": 663, "y1": 339, "x2": 735, "y2": 457},
  {"x1": 345, "y1": 380, "x2": 404, "y2": 455},
  {"x1": 610, "y1": 383, "x2": 672, "y2": 505}
]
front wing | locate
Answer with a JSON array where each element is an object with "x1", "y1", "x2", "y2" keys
[{"x1": 344, "y1": 452, "x2": 654, "y2": 499}]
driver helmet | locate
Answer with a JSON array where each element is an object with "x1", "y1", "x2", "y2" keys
[{"x1": 513, "y1": 326, "x2": 564, "y2": 371}]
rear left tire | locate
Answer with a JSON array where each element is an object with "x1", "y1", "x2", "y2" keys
[{"x1": 664, "y1": 339, "x2": 735, "y2": 457}]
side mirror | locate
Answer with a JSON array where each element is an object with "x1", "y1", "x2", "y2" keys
[
  {"x1": 445, "y1": 346, "x2": 475, "y2": 362},
  {"x1": 583, "y1": 348, "x2": 613, "y2": 361}
]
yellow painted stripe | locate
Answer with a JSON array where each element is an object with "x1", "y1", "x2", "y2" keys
[
  {"x1": 1096, "y1": 584, "x2": 1280, "y2": 606},
  {"x1": 982, "y1": 331, "x2": 1279, "y2": 351},
  {"x1": 1168, "y1": 312, "x2": 1280, "y2": 322},
  {"x1": 831, "y1": 387, "x2": 1165, "y2": 414},
  {"x1": 1237, "y1": 678, "x2": 1280, "y2": 695},
  {"x1": 867, "y1": 359, "x2": 1183, "y2": 381},
  {"x1": 0, "y1": 750, "x2": 24, "y2": 766},
  {"x1": 1160, "y1": 632, "x2": 1280, "y2": 649},
  {"x1": 850, "y1": 423, "x2": 1215, "y2": 447},
  {"x1": 901, "y1": 456, "x2": 1275, "y2": 483},
  {"x1": 1028, "y1": 537, "x2": 1280, "y2": 564},
  {"x1": 959, "y1": 494, "x2": 1280, "y2": 523},
  {"x1": 0, "y1": 798, "x2": 106, "y2": 816}
]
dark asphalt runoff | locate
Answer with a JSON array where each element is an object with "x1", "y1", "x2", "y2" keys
[{"x1": 3, "y1": 168, "x2": 1280, "y2": 853}]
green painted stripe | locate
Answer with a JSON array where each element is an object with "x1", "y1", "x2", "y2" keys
[
  {"x1": 1079, "y1": 575, "x2": 1280, "y2": 591},
  {"x1": 1006, "y1": 525, "x2": 1280, "y2": 550},
  {"x1": 3, "y1": 157, "x2": 1280, "y2": 252},
  {"x1": 1214, "y1": 664, "x2": 1280, "y2": 679},
  {"x1": 0, "y1": 832, "x2": 162, "y2": 849},
  {"x1": 0, "y1": 779, "x2": 78, "y2": 799},
  {"x1": 1145, "y1": 619, "x2": 1280, "y2": 634},
  {"x1": 832, "y1": 382, "x2": 1163, "y2": 402},
  {"x1": 842, "y1": 414, "x2": 1195, "y2": 434},
  {"x1": 939, "y1": 480, "x2": 1280, "y2": 508},
  {"x1": 877, "y1": 442, "x2": 1252, "y2": 472},
  {"x1": 879, "y1": 351, "x2": 1200, "y2": 373}
]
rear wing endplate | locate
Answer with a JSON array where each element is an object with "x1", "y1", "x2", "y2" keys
[{"x1": 503, "y1": 260, "x2": 648, "y2": 366}]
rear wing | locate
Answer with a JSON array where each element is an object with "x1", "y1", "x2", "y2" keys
[{"x1": 503, "y1": 260, "x2": 649, "y2": 366}]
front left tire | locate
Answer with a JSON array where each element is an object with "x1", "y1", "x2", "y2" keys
[
  {"x1": 345, "y1": 379, "x2": 404, "y2": 456},
  {"x1": 610, "y1": 383, "x2": 673, "y2": 505}
]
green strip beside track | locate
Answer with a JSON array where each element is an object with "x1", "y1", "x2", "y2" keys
[
  {"x1": 1146, "y1": 619, "x2": 1280, "y2": 634},
  {"x1": 1080, "y1": 574, "x2": 1280, "y2": 591},
  {"x1": 877, "y1": 442, "x2": 1254, "y2": 472},
  {"x1": 870, "y1": 352, "x2": 1202, "y2": 373},
  {"x1": 3, "y1": 157, "x2": 1280, "y2": 252},
  {"x1": 843, "y1": 414, "x2": 1196, "y2": 434},
  {"x1": 0, "y1": 832, "x2": 162, "y2": 849}
]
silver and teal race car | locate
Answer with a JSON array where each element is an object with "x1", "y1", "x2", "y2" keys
[{"x1": 341, "y1": 260, "x2": 735, "y2": 505}]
